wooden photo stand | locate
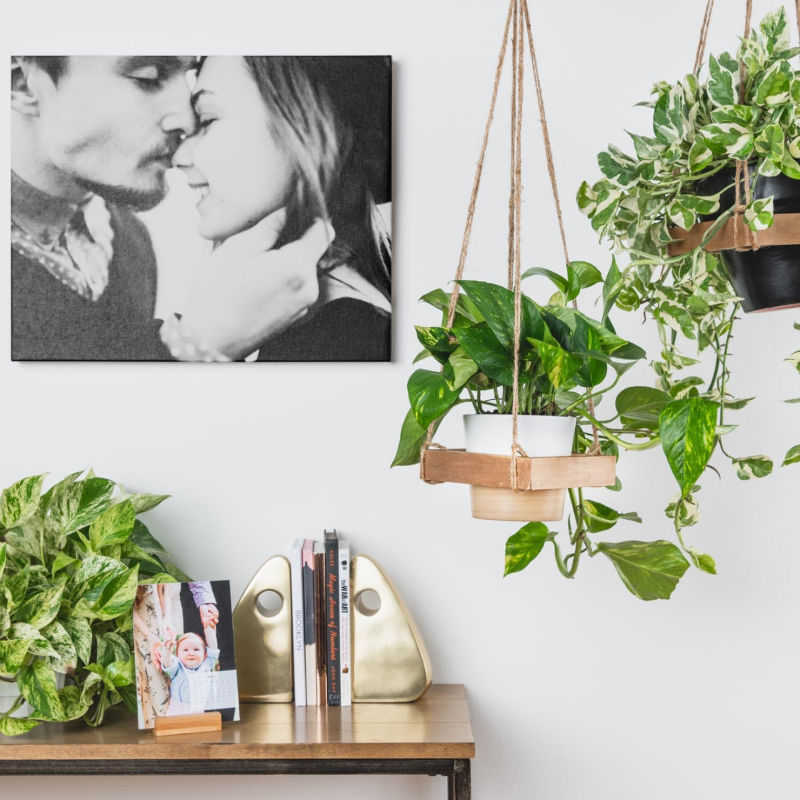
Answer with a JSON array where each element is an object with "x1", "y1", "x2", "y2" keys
[{"x1": 153, "y1": 711, "x2": 222, "y2": 737}]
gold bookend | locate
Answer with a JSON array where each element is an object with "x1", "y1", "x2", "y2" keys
[
  {"x1": 351, "y1": 555, "x2": 432, "y2": 703},
  {"x1": 233, "y1": 555, "x2": 293, "y2": 702}
]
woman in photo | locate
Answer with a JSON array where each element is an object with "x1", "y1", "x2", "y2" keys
[{"x1": 167, "y1": 56, "x2": 392, "y2": 362}]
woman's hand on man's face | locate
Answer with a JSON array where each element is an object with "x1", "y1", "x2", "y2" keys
[{"x1": 179, "y1": 215, "x2": 334, "y2": 360}]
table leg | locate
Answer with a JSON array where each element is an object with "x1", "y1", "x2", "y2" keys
[{"x1": 448, "y1": 759, "x2": 471, "y2": 800}]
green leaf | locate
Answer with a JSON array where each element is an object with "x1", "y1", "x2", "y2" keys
[
  {"x1": 106, "y1": 658, "x2": 134, "y2": 688},
  {"x1": 419, "y1": 288, "x2": 484, "y2": 326},
  {"x1": 407, "y1": 369, "x2": 460, "y2": 428},
  {"x1": 120, "y1": 540, "x2": 167, "y2": 578},
  {"x1": 0, "y1": 474, "x2": 45, "y2": 529},
  {"x1": 744, "y1": 196, "x2": 774, "y2": 231},
  {"x1": 597, "y1": 540, "x2": 690, "y2": 600},
  {"x1": 659, "y1": 398, "x2": 718, "y2": 496},
  {"x1": 124, "y1": 493, "x2": 169, "y2": 514},
  {"x1": 0, "y1": 638, "x2": 32, "y2": 676},
  {"x1": 12, "y1": 583, "x2": 64, "y2": 630},
  {"x1": 700, "y1": 122, "x2": 754, "y2": 159},
  {"x1": 688, "y1": 139, "x2": 714, "y2": 173},
  {"x1": 96, "y1": 632, "x2": 130, "y2": 667},
  {"x1": 455, "y1": 324, "x2": 514, "y2": 385},
  {"x1": 754, "y1": 123, "x2": 785, "y2": 161},
  {"x1": 708, "y1": 53, "x2": 738, "y2": 106},
  {"x1": 89, "y1": 500, "x2": 136, "y2": 551},
  {"x1": 393, "y1": 408, "x2": 429, "y2": 467},
  {"x1": 447, "y1": 346, "x2": 478, "y2": 390},
  {"x1": 521, "y1": 266, "x2": 568, "y2": 292},
  {"x1": 41, "y1": 620, "x2": 78, "y2": 674},
  {"x1": 0, "y1": 716, "x2": 40, "y2": 736},
  {"x1": 733, "y1": 455, "x2": 774, "y2": 480},
  {"x1": 63, "y1": 617, "x2": 93, "y2": 665},
  {"x1": 415, "y1": 326, "x2": 457, "y2": 362},
  {"x1": 17, "y1": 660, "x2": 65, "y2": 720},
  {"x1": 129, "y1": 521, "x2": 171, "y2": 556},
  {"x1": 688, "y1": 547, "x2": 717, "y2": 575},
  {"x1": 566, "y1": 261, "x2": 603, "y2": 300},
  {"x1": 50, "y1": 477, "x2": 115, "y2": 536},
  {"x1": 57, "y1": 685, "x2": 91, "y2": 721},
  {"x1": 3, "y1": 564, "x2": 31, "y2": 610},
  {"x1": 528, "y1": 338, "x2": 581, "y2": 389},
  {"x1": 652, "y1": 85, "x2": 686, "y2": 145},
  {"x1": 503, "y1": 523, "x2": 551, "y2": 576},
  {"x1": 782, "y1": 445, "x2": 800, "y2": 466},
  {"x1": 91, "y1": 565, "x2": 139, "y2": 620},
  {"x1": 457, "y1": 280, "x2": 545, "y2": 351},
  {"x1": 615, "y1": 386, "x2": 672, "y2": 430},
  {"x1": 8, "y1": 622, "x2": 59, "y2": 659},
  {"x1": 582, "y1": 500, "x2": 641, "y2": 533},
  {"x1": 665, "y1": 490, "x2": 702, "y2": 527},
  {"x1": 0, "y1": 543, "x2": 6, "y2": 582},
  {"x1": 755, "y1": 61, "x2": 791, "y2": 106}
]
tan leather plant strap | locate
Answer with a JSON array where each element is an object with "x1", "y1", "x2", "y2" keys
[{"x1": 667, "y1": 212, "x2": 800, "y2": 255}]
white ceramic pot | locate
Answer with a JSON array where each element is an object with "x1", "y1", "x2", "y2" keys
[
  {"x1": 0, "y1": 677, "x2": 33, "y2": 718},
  {"x1": 463, "y1": 413, "x2": 577, "y2": 522}
]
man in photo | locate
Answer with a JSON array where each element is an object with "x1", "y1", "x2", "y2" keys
[
  {"x1": 11, "y1": 56, "x2": 195, "y2": 360},
  {"x1": 10, "y1": 56, "x2": 330, "y2": 361}
]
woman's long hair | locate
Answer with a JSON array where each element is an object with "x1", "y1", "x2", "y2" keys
[{"x1": 242, "y1": 56, "x2": 391, "y2": 302}]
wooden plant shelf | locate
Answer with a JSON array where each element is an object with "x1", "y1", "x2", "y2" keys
[{"x1": 420, "y1": 449, "x2": 616, "y2": 491}]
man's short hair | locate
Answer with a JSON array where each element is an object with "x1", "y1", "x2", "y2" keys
[{"x1": 26, "y1": 57, "x2": 68, "y2": 83}]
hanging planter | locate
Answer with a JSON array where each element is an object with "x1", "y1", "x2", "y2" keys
[
  {"x1": 389, "y1": 0, "x2": 726, "y2": 604},
  {"x1": 422, "y1": 415, "x2": 615, "y2": 523},
  {"x1": 573, "y1": 0, "x2": 800, "y2": 597},
  {"x1": 581, "y1": 3, "x2": 800, "y2": 313},
  {"x1": 669, "y1": 168, "x2": 800, "y2": 311}
]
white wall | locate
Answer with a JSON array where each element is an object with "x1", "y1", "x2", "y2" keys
[{"x1": 3, "y1": 1, "x2": 800, "y2": 798}]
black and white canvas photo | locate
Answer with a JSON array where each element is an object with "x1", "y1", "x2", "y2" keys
[{"x1": 10, "y1": 55, "x2": 392, "y2": 362}]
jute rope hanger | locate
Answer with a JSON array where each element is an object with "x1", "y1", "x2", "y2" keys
[
  {"x1": 694, "y1": 0, "x2": 800, "y2": 253},
  {"x1": 423, "y1": 0, "x2": 602, "y2": 492},
  {"x1": 670, "y1": 0, "x2": 800, "y2": 256}
]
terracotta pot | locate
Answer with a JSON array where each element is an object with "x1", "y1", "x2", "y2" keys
[{"x1": 463, "y1": 414, "x2": 576, "y2": 522}]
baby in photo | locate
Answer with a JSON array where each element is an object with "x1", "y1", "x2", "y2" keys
[{"x1": 158, "y1": 623, "x2": 220, "y2": 714}]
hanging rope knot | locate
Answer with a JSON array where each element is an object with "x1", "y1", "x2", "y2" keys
[
  {"x1": 509, "y1": 442, "x2": 529, "y2": 492},
  {"x1": 733, "y1": 158, "x2": 760, "y2": 252}
]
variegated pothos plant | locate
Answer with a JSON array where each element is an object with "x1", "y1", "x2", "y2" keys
[
  {"x1": 578, "y1": 7, "x2": 800, "y2": 572},
  {"x1": 0, "y1": 471, "x2": 187, "y2": 736}
]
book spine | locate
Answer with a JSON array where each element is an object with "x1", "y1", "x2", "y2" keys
[
  {"x1": 301, "y1": 538, "x2": 317, "y2": 706},
  {"x1": 289, "y1": 538, "x2": 306, "y2": 706},
  {"x1": 324, "y1": 530, "x2": 340, "y2": 706},
  {"x1": 314, "y1": 541, "x2": 327, "y2": 707},
  {"x1": 338, "y1": 539, "x2": 351, "y2": 706}
]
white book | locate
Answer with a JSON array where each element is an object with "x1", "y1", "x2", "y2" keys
[
  {"x1": 289, "y1": 538, "x2": 306, "y2": 706},
  {"x1": 338, "y1": 538, "x2": 352, "y2": 706}
]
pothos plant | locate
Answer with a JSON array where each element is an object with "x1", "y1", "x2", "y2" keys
[
  {"x1": 577, "y1": 7, "x2": 800, "y2": 575},
  {"x1": 392, "y1": 274, "x2": 713, "y2": 601},
  {"x1": 0, "y1": 470, "x2": 187, "y2": 736}
]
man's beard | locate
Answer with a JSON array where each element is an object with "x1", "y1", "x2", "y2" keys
[{"x1": 74, "y1": 173, "x2": 168, "y2": 211}]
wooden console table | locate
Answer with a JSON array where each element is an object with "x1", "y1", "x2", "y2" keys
[{"x1": 0, "y1": 683, "x2": 474, "y2": 799}]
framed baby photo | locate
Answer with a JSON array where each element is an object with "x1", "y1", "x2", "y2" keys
[
  {"x1": 10, "y1": 55, "x2": 392, "y2": 362},
  {"x1": 133, "y1": 580, "x2": 240, "y2": 729}
]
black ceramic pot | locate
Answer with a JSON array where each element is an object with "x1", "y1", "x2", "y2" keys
[{"x1": 697, "y1": 168, "x2": 800, "y2": 312}]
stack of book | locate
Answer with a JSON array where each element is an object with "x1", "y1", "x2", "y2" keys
[{"x1": 289, "y1": 531, "x2": 351, "y2": 707}]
